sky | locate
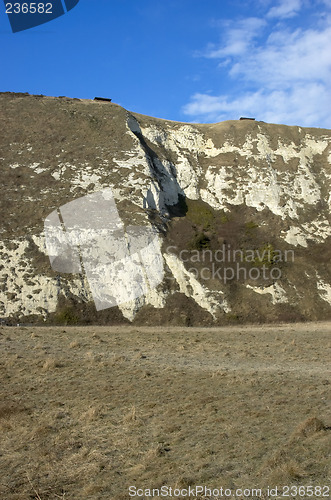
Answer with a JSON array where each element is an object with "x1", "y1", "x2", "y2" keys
[{"x1": 1, "y1": 0, "x2": 331, "y2": 128}]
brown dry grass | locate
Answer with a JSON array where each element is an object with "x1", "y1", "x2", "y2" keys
[{"x1": 0, "y1": 322, "x2": 330, "y2": 499}]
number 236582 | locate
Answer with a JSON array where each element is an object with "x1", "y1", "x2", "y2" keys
[{"x1": 5, "y1": 3, "x2": 53, "y2": 14}]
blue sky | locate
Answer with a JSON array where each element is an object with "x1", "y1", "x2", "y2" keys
[{"x1": 1, "y1": 0, "x2": 330, "y2": 127}]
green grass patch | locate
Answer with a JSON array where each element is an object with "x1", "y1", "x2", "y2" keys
[{"x1": 185, "y1": 199, "x2": 215, "y2": 229}]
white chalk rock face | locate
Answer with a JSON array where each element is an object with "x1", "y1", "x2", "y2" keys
[
  {"x1": 44, "y1": 188, "x2": 164, "y2": 311},
  {"x1": 0, "y1": 94, "x2": 330, "y2": 323}
]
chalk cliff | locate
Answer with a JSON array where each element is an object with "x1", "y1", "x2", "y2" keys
[{"x1": 0, "y1": 92, "x2": 330, "y2": 324}]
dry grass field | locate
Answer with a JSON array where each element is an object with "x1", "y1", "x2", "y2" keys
[{"x1": 0, "y1": 322, "x2": 330, "y2": 499}]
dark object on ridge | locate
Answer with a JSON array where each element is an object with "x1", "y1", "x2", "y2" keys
[
  {"x1": 94, "y1": 97, "x2": 112, "y2": 102},
  {"x1": 239, "y1": 117, "x2": 255, "y2": 120}
]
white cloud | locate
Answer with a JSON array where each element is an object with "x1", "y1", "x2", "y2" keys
[
  {"x1": 183, "y1": 6, "x2": 331, "y2": 128},
  {"x1": 183, "y1": 84, "x2": 330, "y2": 127},
  {"x1": 267, "y1": 0, "x2": 303, "y2": 19},
  {"x1": 230, "y1": 24, "x2": 331, "y2": 87},
  {"x1": 205, "y1": 18, "x2": 266, "y2": 58}
]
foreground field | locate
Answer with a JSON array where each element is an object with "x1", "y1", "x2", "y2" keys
[{"x1": 0, "y1": 322, "x2": 330, "y2": 499}]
